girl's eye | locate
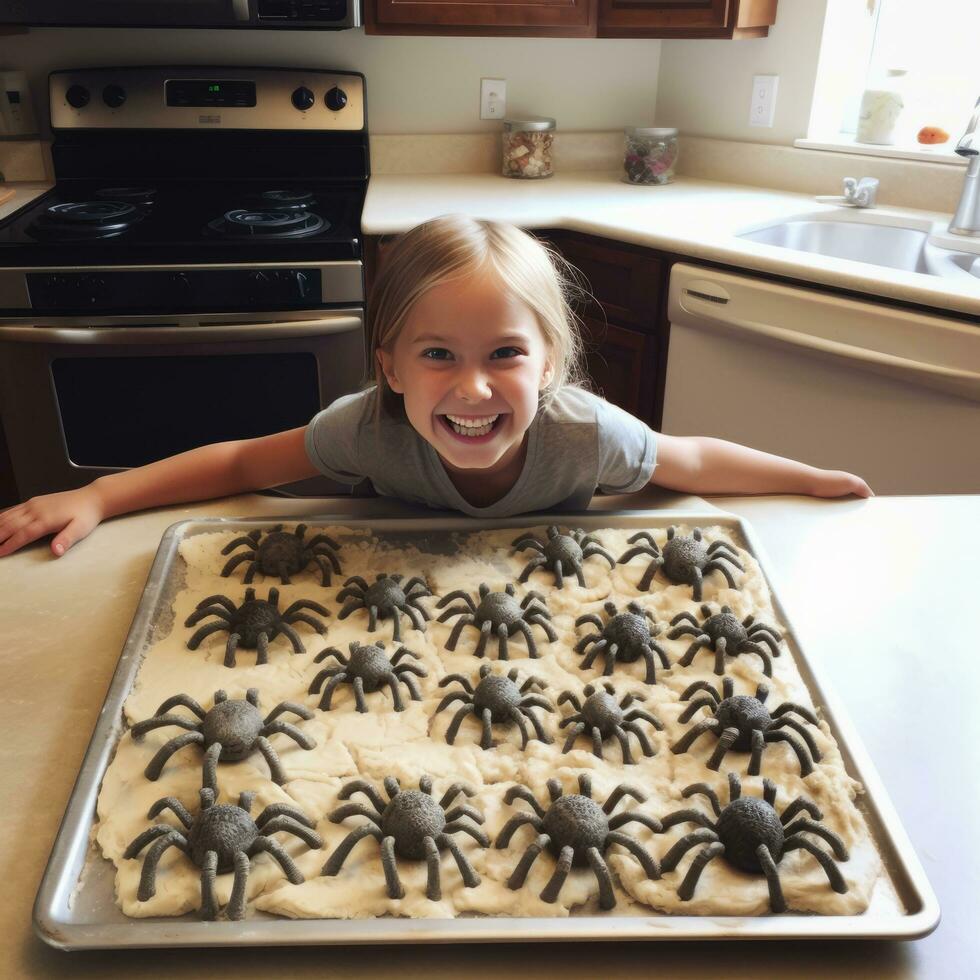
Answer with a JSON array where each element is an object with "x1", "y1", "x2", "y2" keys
[
  {"x1": 421, "y1": 348, "x2": 453, "y2": 361},
  {"x1": 490, "y1": 346, "x2": 523, "y2": 359}
]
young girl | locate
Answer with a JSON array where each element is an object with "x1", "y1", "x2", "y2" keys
[{"x1": 0, "y1": 214, "x2": 871, "y2": 559}]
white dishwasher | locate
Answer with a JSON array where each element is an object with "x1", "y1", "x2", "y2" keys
[{"x1": 663, "y1": 263, "x2": 980, "y2": 493}]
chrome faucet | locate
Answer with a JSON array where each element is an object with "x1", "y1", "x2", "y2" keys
[
  {"x1": 843, "y1": 176, "x2": 879, "y2": 207},
  {"x1": 950, "y1": 95, "x2": 980, "y2": 236}
]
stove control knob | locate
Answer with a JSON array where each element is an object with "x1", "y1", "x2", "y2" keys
[
  {"x1": 102, "y1": 84, "x2": 127, "y2": 109},
  {"x1": 80, "y1": 275, "x2": 108, "y2": 305},
  {"x1": 66, "y1": 84, "x2": 90, "y2": 109},
  {"x1": 294, "y1": 271, "x2": 311, "y2": 299},
  {"x1": 170, "y1": 272, "x2": 192, "y2": 294},
  {"x1": 325, "y1": 87, "x2": 348, "y2": 112},
  {"x1": 292, "y1": 86, "x2": 315, "y2": 111}
]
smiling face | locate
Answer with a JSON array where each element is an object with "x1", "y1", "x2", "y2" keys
[{"x1": 376, "y1": 268, "x2": 554, "y2": 475}]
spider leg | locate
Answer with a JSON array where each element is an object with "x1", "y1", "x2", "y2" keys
[
  {"x1": 602, "y1": 784, "x2": 646, "y2": 814},
  {"x1": 613, "y1": 728, "x2": 635, "y2": 765},
  {"x1": 671, "y1": 718, "x2": 720, "y2": 754},
  {"x1": 511, "y1": 534, "x2": 545, "y2": 552},
  {"x1": 659, "y1": 809, "x2": 716, "y2": 832},
  {"x1": 221, "y1": 533, "x2": 260, "y2": 555},
  {"x1": 624, "y1": 708, "x2": 663, "y2": 731},
  {"x1": 322, "y1": 824, "x2": 381, "y2": 876},
  {"x1": 396, "y1": 670, "x2": 424, "y2": 702},
  {"x1": 185, "y1": 604, "x2": 234, "y2": 627},
  {"x1": 608, "y1": 810, "x2": 663, "y2": 834},
  {"x1": 503, "y1": 785, "x2": 546, "y2": 817},
  {"x1": 435, "y1": 687, "x2": 472, "y2": 714},
  {"x1": 574, "y1": 562, "x2": 587, "y2": 587},
  {"x1": 384, "y1": 674, "x2": 405, "y2": 711},
  {"x1": 308, "y1": 555, "x2": 331, "y2": 587},
  {"x1": 352, "y1": 676, "x2": 369, "y2": 713},
  {"x1": 276, "y1": 621, "x2": 305, "y2": 655},
  {"x1": 574, "y1": 631, "x2": 599, "y2": 654},
  {"x1": 132, "y1": 710, "x2": 201, "y2": 739},
  {"x1": 764, "y1": 729, "x2": 815, "y2": 776},
  {"x1": 678, "y1": 680, "x2": 720, "y2": 705},
  {"x1": 561, "y1": 721, "x2": 587, "y2": 753},
  {"x1": 315, "y1": 671, "x2": 349, "y2": 711},
  {"x1": 771, "y1": 701, "x2": 820, "y2": 726},
  {"x1": 312, "y1": 545, "x2": 342, "y2": 577},
  {"x1": 703, "y1": 559, "x2": 739, "y2": 591},
  {"x1": 220, "y1": 552, "x2": 253, "y2": 578},
  {"x1": 186, "y1": 622, "x2": 229, "y2": 651},
  {"x1": 200, "y1": 850, "x2": 220, "y2": 920},
  {"x1": 285, "y1": 612, "x2": 327, "y2": 636},
  {"x1": 402, "y1": 604, "x2": 426, "y2": 634},
  {"x1": 780, "y1": 796, "x2": 822, "y2": 825},
  {"x1": 338, "y1": 575, "x2": 369, "y2": 596},
  {"x1": 336, "y1": 779, "x2": 387, "y2": 810},
  {"x1": 252, "y1": 735, "x2": 287, "y2": 785},
  {"x1": 155, "y1": 693, "x2": 209, "y2": 718},
  {"x1": 255, "y1": 632, "x2": 270, "y2": 666},
  {"x1": 617, "y1": 543, "x2": 659, "y2": 566},
  {"x1": 503, "y1": 832, "x2": 548, "y2": 890},
  {"x1": 622, "y1": 720, "x2": 656, "y2": 757},
  {"x1": 753, "y1": 843, "x2": 786, "y2": 913},
  {"x1": 314, "y1": 646, "x2": 347, "y2": 666},
  {"x1": 682, "y1": 783, "x2": 723, "y2": 817},
  {"x1": 263, "y1": 699, "x2": 314, "y2": 724},
  {"x1": 508, "y1": 707, "x2": 531, "y2": 749},
  {"x1": 770, "y1": 716, "x2": 822, "y2": 762},
  {"x1": 256, "y1": 804, "x2": 317, "y2": 830},
  {"x1": 736, "y1": 640, "x2": 773, "y2": 676},
  {"x1": 330, "y1": 802, "x2": 382, "y2": 825},
  {"x1": 124, "y1": 825, "x2": 182, "y2": 858},
  {"x1": 638, "y1": 558, "x2": 662, "y2": 591},
  {"x1": 197, "y1": 741, "x2": 220, "y2": 792},
  {"x1": 443, "y1": 821, "x2": 490, "y2": 847},
  {"x1": 524, "y1": 615, "x2": 557, "y2": 649},
  {"x1": 540, "y1": 844, "x2": 575, "y2": 903},
  {"x1": 689, "y1": 567, "x2": 704, "y2": 602},
  {"x1": 445, "y1": 704, "x2": 477, "y2": 744},
  {"x1": 308, "y1": 666, "x2": 344, "y2": 692},
  {"x1": 496, "y1": 812, "x2": 544, "y2": 848},
  {"x1": 391, "y1": 645, "x2": 423, "y2": 666},
  {"x1": 707, "y1": 726, "x2": 739, "y2": 771},
  {"x1": 707, "y1": 538, "x2": 741, "y2": 558},
  {"x1": 337, "y1": 597, "x2": 365, "y2": 621},
  {"x1": 148, "y1": 796, "x2": 194, "y2": 828},
  {"x1": 747, "y1": 628, "x2": 782, "y2": 658},
  {"x1": 582, "y1": 846, "x2": 615, "y2": 910},
  {"x1": 782, "y1": 838, "x2": 848, "y2": 893},
  {"x1": 519, "y1": 694, "x2": 553, "y2": 715},
  {"x1": 248, "y1": 837, "x2": 303, "y2": 885},
  {"x1": 221, "y1": 632, "x2": 242, "y2": 668},
  {"x1": 747, "y1": 728, "x2": 765, "y2": 776},
  {"x1": 135, "y1": 832, "x2": 188, "y2": 901},
  {"x1": 667, "y1": 623, "x2": 702, "y2": 640},
  {"x1": 444, "y1": 616, "x2": 475, "y2": 652},
  {"x1": 580, "y1": 637, "x2": 609, "y2": 671},
  {"x1": 224, "y1": 851, "x2": 251, "y2": 922},
  {"x1": 676, "y1": 842, "x2": 726, "y2": 901},
  {"x1": 557, "y1": 691, "x2": 582, "y2": 711},
  {"x1": 577, "y1": 774, "x2": 593, "y2": 798},
  {"x1": 606, "y1": 831, "x2": 661, "y2": 881},
  {"x1": 437, "y1": 590, "x2": 476, "y2": 612},
  {"x1": 442, "y1": 804, "x2": 484, "y2": 827},
  {"x1": 582, "y1": 543, "x2": 617, "y2": 569},
  {"x1": 263, "y1": 720, "x2": 316, "y2": 751},
  {"x1": 677, "y1": 636, "x2": 712, "y2": 668},
  {"x1": 783, "y1": 819, "x2": 849, "y2": 861},
  {"x1": 470, "y1": 619, "x2": 494, "y2": 659},
  {"x1": 639, "y1": 645, "x2": 659, "y2": 684},
  {"x1": 659, "y1": 829, "x2": 721, "y2": 873},
  {"x1": 518, "y1": 556, "x2": 547, "y2": 583},
  {"x1": 380, "y1": 835, "x2": 405, "y2": 899},
  {"x1": 439, "y1": 833, "x2": 481, "y2": 889},
  {"x1": 258, "y1": 815, "x2": 322, "y2": 850}
]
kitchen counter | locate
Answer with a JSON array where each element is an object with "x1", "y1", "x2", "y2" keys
[
  {"x1": 0, "y1": 180, "x2": 51, "y2": 221},
  {"x1": 3, "y1": 489, "x2": 976, "y2": 978},
  {"x1": 363, "y1": 172, "x2": 980, "y2": 318}
]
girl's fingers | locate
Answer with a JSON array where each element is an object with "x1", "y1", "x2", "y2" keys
[
  {"x1": 51, "y1": 518, "x2": 84, "y2": 556},
  {"x1": 0, "y1": 518, "x2": 45, "y2": 558}
]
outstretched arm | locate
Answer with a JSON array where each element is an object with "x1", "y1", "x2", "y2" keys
[
  {"x1": 0, "y1": 426, "x2": 319, "y2": 558},
  {"x1": 651, "y1": 433, "x2": 873, "y2": 498}
]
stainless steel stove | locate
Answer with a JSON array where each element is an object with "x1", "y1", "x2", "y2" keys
[{"x1": 0, "y1": 67, "x2": 371, "y2": 503}]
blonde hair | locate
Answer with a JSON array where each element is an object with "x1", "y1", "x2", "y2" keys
[{"x1": 367, "y1": 214, "x2": 588, "y2": 417}]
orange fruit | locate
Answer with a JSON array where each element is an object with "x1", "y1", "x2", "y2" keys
[{"x1": 917, "y1": 126, "x2": 950, "y2": 145}]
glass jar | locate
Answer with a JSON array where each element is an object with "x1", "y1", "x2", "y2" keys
[
  {"x1": 856, "y1": 68, "x2": 907, "y2": 145},
  {"x1": 502, "y1": 118, "x2": 555, "y2": 179},
  {"x1": 623, "y1": 127, "x2": 679, "y2": 185}
]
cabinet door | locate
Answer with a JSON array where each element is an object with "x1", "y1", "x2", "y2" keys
[
  {"x1": 599, "y1": 0, "x2": 777, "y2": 39},
  {"x1": 579, "y1": 313, "x2": 654, "y2": 422},
  {"x1": 368, "y1": 0, "x2": 598, "y2": 36}
]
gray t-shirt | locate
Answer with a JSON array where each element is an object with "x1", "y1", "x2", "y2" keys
[{"x1": 305, "y1": 385, "x2": 657, "y2": 517}]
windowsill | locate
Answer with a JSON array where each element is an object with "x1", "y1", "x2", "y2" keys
[{"x1": 795, "y1": 136, "x2": 967, "y2": 166}]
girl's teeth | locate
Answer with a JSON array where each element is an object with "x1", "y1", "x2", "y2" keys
[{"x1": 445, "y1": 414, "x2": 498, "y2": 437}]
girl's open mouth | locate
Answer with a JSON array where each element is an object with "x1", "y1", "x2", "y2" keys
[{"x1": 437, "y1": 413, "x2": 506, "y2": 443}]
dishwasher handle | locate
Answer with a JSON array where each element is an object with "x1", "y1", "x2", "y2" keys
[{"x1": 676, "y1": 290, "x2": 980, "y2": 402}]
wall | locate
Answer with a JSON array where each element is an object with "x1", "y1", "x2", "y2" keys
[
  {"x1": 0, "y1": 27, "x2": 661, "y2": 136},
  {"x1": 654, "y1": 0, "x2": 829, "y2": 145}
]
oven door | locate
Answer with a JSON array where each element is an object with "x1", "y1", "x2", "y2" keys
[{"x1": 0, "y1": 309, "x2": 367, "y2": 501}]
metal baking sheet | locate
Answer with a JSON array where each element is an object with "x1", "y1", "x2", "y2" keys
[{"x1": 34, "y1": 511, "x2": 940, "y2": 949}]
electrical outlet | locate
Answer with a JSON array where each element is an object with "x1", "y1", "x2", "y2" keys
[
  {"x1": 480, "y1": 78, "x2": 506, "y2": 121},
  {"x1": 749, "y1": 74, "x2": 778, "y2": 128}
]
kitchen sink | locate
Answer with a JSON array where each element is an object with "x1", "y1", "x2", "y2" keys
[{"x1": 737, "y1": 210, "x2": 980, "y2": 281}]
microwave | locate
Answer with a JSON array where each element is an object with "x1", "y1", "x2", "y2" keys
[{"x1": 0, "y1": 1, "x2": 360, "y2": 30}]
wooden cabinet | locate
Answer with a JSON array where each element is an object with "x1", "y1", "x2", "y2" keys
[{"x1": 366, "y1": 0, "x2": 775, "y2": 37}]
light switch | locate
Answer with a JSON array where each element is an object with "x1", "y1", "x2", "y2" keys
[
  {"x1": 749, "y1": 74, "x2": 778, "y2": 128},
  {"x1": 480, "y1": 78, "x2": 506, "y2": 121}
]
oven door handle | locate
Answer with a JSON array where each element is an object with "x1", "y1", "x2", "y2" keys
[{"x1": 0, "y1": 314, "x2": 364, "y2": 344}]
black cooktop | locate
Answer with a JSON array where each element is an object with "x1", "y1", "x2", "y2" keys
[{"x1": 0, "y1": 179, "x2": 365, "y2": 266}]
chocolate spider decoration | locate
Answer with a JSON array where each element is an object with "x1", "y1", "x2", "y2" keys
[
  {"x1": 495, "y1": 774, "x2": 662, "y2": 910},
  {"x1": 308, "y1": 640, "x2": 427, "y2": 712},
  {"x1": 668, "y1": 604, "x2": 783, "y2": 677},
  {"x1": 337, "y1": 572, "x2": 432, "y2": 641},
  {"x1": 512, "y1": 525, "x2": 616, "y2": 587},
  {"x1": 124, "y1": 782, "x2": 321, "y2": 921},
  {"x1": 322, "y1": 775, "x2": 489, "y2": 901},
  {"x1": 672, "y1": 676, "x2": 822, "y2": 776},
  {"x1": 220, "y1": 523, "x2": 342, "y2": 586},
  {"x1": 618, "y1": 526, "x2": 743, "y2": 599},
  {"x1": 436, "y1": 583, "x2": 557, "y2": 659},
  {"x1": 132, "y1": 688, "x2": 316, "y2": 788},
  {"x1": 557, "y1": 682, "x2": 663, "y2": 764},
  {"x1": 574, "y1": 600, "x2": 670, "y2": 683},
  {"x1": 435, "y1": 664, "x2": 554, "y2": 749},
  {"x1": 185, "y1": 587, "x2": 329, "y2": 667},
  {"x1": 657, "y1": 772, "x2": 849, "y2": 912}
]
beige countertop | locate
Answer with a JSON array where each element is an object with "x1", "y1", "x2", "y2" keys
[
  {"x1": 0, "y1": 180, "x2": 52, "y2": 221},
  {"x1": 363, "y1": 172, "x2": 980, "y2": 318},
  {"x1": 3, "y1": 488, "x2": 976, "y2": 977}
]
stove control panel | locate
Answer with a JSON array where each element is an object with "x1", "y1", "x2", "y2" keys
[{"x1": 50, "y1": 67, "x2": 365, "y2": 131}]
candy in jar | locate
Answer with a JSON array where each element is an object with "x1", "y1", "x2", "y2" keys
[
  {"x1": 623, "y1": 127, "x2": 679, "y2": 185},
  {"x1": 502, "y1": 118, "x2": 555, "y2": 179}
]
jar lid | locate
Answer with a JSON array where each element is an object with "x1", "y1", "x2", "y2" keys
[
  {"x1": 503, "y1": 118, "x2": 556, "y2": 132},
  {"x1": 626, "y1": 126, "x2": 678, "y2": 137}
]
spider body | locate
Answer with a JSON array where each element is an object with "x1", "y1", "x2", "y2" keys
[
  {"x1": 124, "y1": 784, "x2": 321, "y2": 920},
  {"x1": 669, "y1": 604, "x2": 783, "y2": 677},
  {"x1": 436, "y1": 583, "x2": 557, "y2": 659},
  {"x1": 435, "y1": 664, "x2": 554, "y2": 749},
  {"x1": 322, "y1": 775, "x2": 489, "y2": 900},
  {"x1": 337, "y1": 573, "x2": 432, "y2": 641},
  {"x1": 308, "y1": 640, "x2": 427, "y2": 712},
  {"x1": 185, "y1": 587, "x2": 328, "y2": 667},
  {"x1": 512, "y1": 525, "x2": 615, "y2": 587},
  {"x1": 220, "y1": 523, "x2": 342, "y2": 586},
  {"x1": 495, "y1": 774, "x2": 662, "y2": 910},
  {"x1": 574, "y1": 601, "x2": 670, "y2": 683},
  {"x1": 657, "y1": 772, "x2": 849, "y2": 912},
  {"x1": 673, "y1": 676, "x2": 822, "y2": 775},
  {"x1": 618, "y1": 527, "x2": 743, "y2": 598},
  {"x1": 558, "y1": 681, "x2": 663, "y2": 763},
  {"x1": 132, "y1": 688, "x2": 316, "y2": 788}
]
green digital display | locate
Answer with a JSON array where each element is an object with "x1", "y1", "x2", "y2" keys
[
  {"x1": 165, "y1": 79, "x2": 256, "y2": 108},
  {"x1": 208, "y1": 84, "x2": 220, "y2": 93}
]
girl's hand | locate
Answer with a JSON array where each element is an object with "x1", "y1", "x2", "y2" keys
[
  {"x1": 810, "y1": 469, "x2": 874, "y2": 499},
  {"x1": 0, "y1": 485, "x2": 106, "y2": 558}
]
